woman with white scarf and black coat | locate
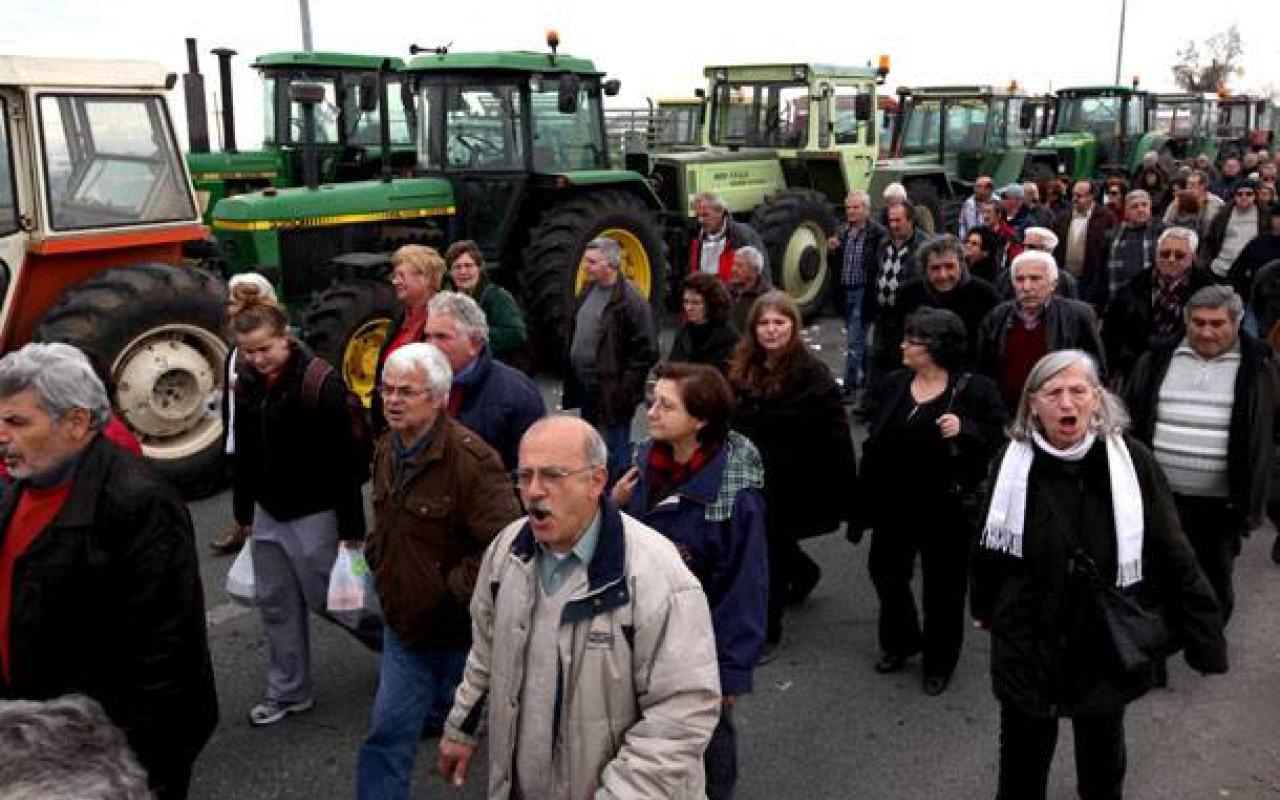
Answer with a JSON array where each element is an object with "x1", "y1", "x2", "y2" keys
[{"x1": 970, "y1": 349, "x2": 1227, "y2": 800}]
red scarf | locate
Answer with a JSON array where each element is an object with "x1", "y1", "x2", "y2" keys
[{"x1": 645, "y1": 440, "x2": 722, "y2": 508}]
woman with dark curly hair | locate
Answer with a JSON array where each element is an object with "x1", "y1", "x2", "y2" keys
[
  {"x1": 728, "y1": 290, "x2": 858, "y2": 654},
  {"x1": 668, "y1": 272, "x2": 741, "y2": 373},
  {"x1": 857, "y1": 308, "x2": 1007, "y2": 694},
  {"x1": 964, "y1": 225, "x2": 1004, "y2": 284}
]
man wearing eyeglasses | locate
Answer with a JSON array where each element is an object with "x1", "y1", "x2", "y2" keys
[
  {"x1": 439, "y1": 415, "x2": 721, "y2": 800},
  {"x1": 357, "y1": 342, "x2": 521, "y2": 800},
  {"x1": 1103, "y1": 227, "x2": 1215, "y2": 384},
  {"x1": 1201, "y1": 178, "x2": 1264, "y2": 279}
]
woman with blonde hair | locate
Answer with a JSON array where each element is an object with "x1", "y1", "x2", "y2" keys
[{"x1": 372, "y1": 245, "x2": 446, "y2": 429}]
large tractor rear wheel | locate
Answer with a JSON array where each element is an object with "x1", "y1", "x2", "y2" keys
[
  {"x1": 752, "y1": 188, "x2": 838, "y2": 318},
  {"x1": 302, "y1": 279, "x2": 399, "y2": 407},
  {"x1": 520, "y1": 189, "x2": 665, "y2": 368},
  {"x1": 34, "y1": 263, "x2": 229, "y2": 496}
]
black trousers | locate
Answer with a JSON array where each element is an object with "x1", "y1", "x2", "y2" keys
[
  {"x1": 996, "y1": 704, "x2": 1127, "y2": 800},
  {"x1": 704, "y1": 702, "x2": 737, "y2": 800},
  {"x1": 765, "y1": 534, "x2": 820, "y2": 644},
  {"x1": 867, "y1": 516, "x2": 970, "y2": 676},
  {"x1": 1174, "y1": 495, "x2": 1240, "y2": 621}
]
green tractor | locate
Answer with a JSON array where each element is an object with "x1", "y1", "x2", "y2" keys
[
  {"x1": 1217, "y1": 95, "x2": 1280, "y2": 163},
  {"x1": 1154, "y1": 92, "x2": 1220, "y2": 166},
  {"x1": 889, "y1": 84, "x2": 1057, "y2": 189},
  {"x1": 1035, "y1": 85, "x2": 1168, "y2": 180},
  {"x1": 181, "y1": 39, "x2": 415, "y2": 223},
  {"x1": 642, "y1": 59, "x2": 956, "y2": 317},
  {"x1": 211, "y1": 36, "x2": 665, "y2": 399}
]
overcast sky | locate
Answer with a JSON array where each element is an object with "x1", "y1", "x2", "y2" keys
[{"x1": 5, "y1": 0, "x2": 1276, "y2": 148}]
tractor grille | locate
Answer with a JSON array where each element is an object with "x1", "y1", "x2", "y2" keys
[{"x1": 279, "y1": 223, "x2": 380, "y2": 302}]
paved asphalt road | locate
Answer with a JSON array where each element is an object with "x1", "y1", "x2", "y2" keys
[{"x1": 186, "y1": 316, "x2": 1280, "y2": 800}]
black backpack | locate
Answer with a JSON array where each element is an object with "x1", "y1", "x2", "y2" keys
[{"x1": 300, "y1": 358, "x2": 374, "y2": 483}]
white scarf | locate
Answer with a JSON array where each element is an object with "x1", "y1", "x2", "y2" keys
[{"x1": 981, "y1": 430, "x2": 1145, "y2": 587}]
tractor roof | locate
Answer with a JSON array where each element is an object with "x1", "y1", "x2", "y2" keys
[
  {"x1": 0, "y1": 55, "x2": 169, "y2": 89},
  {"x1": 1156, "y1": 92, "x2": 1218, "y2": 103},
  {"x1": 1057, "y1": 85, "x2": 1148, "y2": 96},
  {"x1": 405, "y1": 51, "x2": 599, "y2": 75},
  {"x1": 252, "y1": 51, "x2": 405, "y2": 70},
  {"x1": 704, "y1": 63, "x2": 882, "y2": 82},
  {"x1": 897, "y1": 85, "x2": 1027, "y2": 98}
]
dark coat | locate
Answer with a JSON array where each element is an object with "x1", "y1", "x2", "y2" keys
[
  {"x1": 0, "y1": 436, "x2": 217, "y2": 798},
  {"x1": 367, "y1": 415, "x2": 521, "y2": 648},
  {"x1": 623, "y1": 439, "x2": 768, "y2": 695},
  {"x1": 454, "y1": 345, "x2": 545, "y2": 470},
  {"x1": 1102, "y1": 267, "x2": 1217, "y2": 385},
  {"x1": 732, "y1": 350, "x2": 858, "y2": 539},
  {"x1": 1226, "y1": 232, "x2": 1280, "y2": 304},
  {"x1": 864, "y1": 227, "x2": 931, "y2": 322},
  {"x1": 859, "y1": 369, "x2": 1008, "y2": 531},
  {"x1": 688, "y1": 218, "x2": 767, "y2": 282},
  {"x1": 831, "y1": 218, "x2": 887, "y2": 290},
  {"x1": 563, "y1": 278, "x2": 658, "y2": 425},
  {"x1": 970, "y1": 436, "x2": 1227, "y2": 718},
  {"x1": 469, "y1": 275, "x2": 528, "y2": 360},
  {"x1": 668, "y1": 320, "x2": 741, "y2": 374},
  {"x1": 233, "y1": 341, "x2": 367, "y2": 539},
  {"x1": 1125, "y1": 333, "x2": 1280, "y2": 532},
  {"x1": 974, "y1": 298, "x2": 1107, "y2": 382},
  {"x1": 729, "y1": 280, "x2": 765, "y2": 334},
  {"x1": 1052, "y1": 205, "x2": 1116, "y2": 304},
  {"x1": 1199, "y1": 202, "x2": 1267, "y2": 274},
  {"x1": 895, "y1": 276, "x2": 1001, "y2": 366}
]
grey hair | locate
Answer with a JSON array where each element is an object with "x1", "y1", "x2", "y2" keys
[
  {"x1": 882, "y1": 182, "x2": 908, "y2": 201},
  {"x1": 427, "y1": 290, "x2": 490, "y2": 344},
  {"x1": 383, "y1": 342, "x2": 453, "y2": 400},
  {"x1": 1021, "y1": 181, "x2": 1040, "y2": 199},
  {"x1": 1009, "y1": 350, "x2": 1129, "y2": 441},
  {"x1": 917, "y1": 234, "x2": 965, "y2": 267},
  {"x1": 1125, "y1": 189, "x2": 1151, "y2": 206},
  {"x1": 845, "y1": 189, "x2": 871, "y2": 206},
  {"x1": 1184, "y1": 284, "x2": 1244, "y2": 327},
  {"x1": 584, "y1": 238, "x2": 623, "y2": 269},
  {"x1": 0, "y1": 343, "x2": 110, "y2": 429},
  {"x1": 1158, "y1": 225, "x2": 1200, "y2": 254},
  {"x1": 1010, "y1": 249, "x2": 1059, "y2": 284},
  {"x1": 693, "y1": 191, "x2": 727, "y2": 212},
  {"x1": 734, "y1": 245, "x2": 764, "y2": 273},
  {"x1": 0, "y1": 694, "x2": 150, "y2": 800},
  {"x1": 1024, "y1": 226, "x2": 1059, "y2": 251}
]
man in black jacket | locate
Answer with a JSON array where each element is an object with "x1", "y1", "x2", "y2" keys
[
  {"x1": 0, "y1": 343, "x2": 216, "y2": 800},
  {"x1": 827, "y1": 189, "x2": 886, "y2": 395},
  {"x1": 1052, "y1": 180, "x2": 1116, "y2": 307},
  {"x1": 895, "y1": 234, "x2": 1000, "y2": 366},
  {"x1": 1125, "y1": 285, "x2": 1280, "y2": 622},
  {"x1": 863, "y1": 202, "x2": 930, "y2": 403}
]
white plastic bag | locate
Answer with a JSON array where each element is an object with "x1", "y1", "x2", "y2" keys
[
  {"x1": 326, "y1": 544, "x2": 369, "y2": 613},
  {"x1": 225, "y1": 543, "x2": 256, "y2": 606}
]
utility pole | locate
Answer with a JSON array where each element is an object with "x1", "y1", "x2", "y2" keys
[
  {"x1": 1114, "y1": 0, "x2": 1127, "y2": 85},
  {"x1": 299, "y1": 0, "x2": 314, "y2": 52}
]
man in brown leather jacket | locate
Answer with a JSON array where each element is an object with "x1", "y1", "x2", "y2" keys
[{"x1": 357, "y1": 342, "x2": 522, "y2": 800}]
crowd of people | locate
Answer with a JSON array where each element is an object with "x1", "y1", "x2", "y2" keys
[{"x1": 0, "y1": 165, "x2": 1276, "y2": 800}]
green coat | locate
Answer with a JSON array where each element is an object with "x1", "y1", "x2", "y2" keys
[{"x1": 464, "y1": 275, "x2": 527, "y2": 359}]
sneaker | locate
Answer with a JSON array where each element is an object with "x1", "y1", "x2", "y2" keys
[
  {"x1": 210, "y1": 523, "x2": 249, "y2": 556},
  {"x1": 248, "y1": 697, "x2": 315, "y2": 727}
]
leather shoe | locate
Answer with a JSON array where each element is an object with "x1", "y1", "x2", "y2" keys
[
  {"x1": 211, "y1": 523, "x2": 250, "y2": 556},
  {"x1": 874, "y1": 652, "x2": 909, "y2": 674},
  {"x1": 922, "y1": 674, "x2": 951, "y2": 696}
]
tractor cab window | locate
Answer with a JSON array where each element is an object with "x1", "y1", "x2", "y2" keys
[
  {"x1": 711, "y1": 82, "x2": 809, "y2": 149},
  {"x1": 832, "y1": 85, "x2": 863, "y2": 145},
  {"x1": 1124, "y1": 97, "x2": 1146, "y2": 137},
  {"x1": 1057, "y1": 95, "x2": 1120, "y2": 138},
  {"x1": 348, "y1": 76, "x2": 415, "y2": 148},
  {"x1": 418, "y1": 81, "x2": 525, "y2": 171},
  {"x1": 656, "y1": 104, "x2": 700, "y2": 148},
  {"x1": 1218, "y1": 103, "x2": 1249, "y2": 138},
  {"x1": 1005, "y1": 98, "x2": 1044, "y2": 146},
  {"x1": 898, "y1": 98, "x2": 942, "y2": 157},
  {"x1": 530, "y1": 76, "x2": 606, "y2": 171},
  {"x1": 0, "y1": 98, "x2": 17, "y2": 237},
  {"x1": 947, "y1": 99, "x2": 990, "y2": 152},
  {"x1": 38, "y1": 94, "x2": 195, "y2": 231},
  {"x1": 284, "y1": 76, "x2": 339, "y2": 144},
  {"x1": 262, "y1": 76, "x2": 278, "y2": 145}
]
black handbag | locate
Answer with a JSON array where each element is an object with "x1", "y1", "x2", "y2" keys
[
  {"x1": 944, "y1": 374, "x2": 989, "y2": 532},
  {"x1": 1073, "y1": 549, "x2": 1175, "y2": 673}
]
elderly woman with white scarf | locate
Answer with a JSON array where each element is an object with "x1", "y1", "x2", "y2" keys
[{"x1": 970, "y1": 349, "x2": 1227, "y2": 800}]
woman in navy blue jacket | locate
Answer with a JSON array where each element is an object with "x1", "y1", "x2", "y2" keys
[{"x1": 612, "y1": 361, "x2": 768, "y2": 800}]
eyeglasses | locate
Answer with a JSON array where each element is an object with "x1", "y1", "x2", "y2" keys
[
  {"x1": 647, "y1": 396, "x2": 689, "y2": 415},
  {"x1": 378, "y1": 383, "x2": 428, "y2": 399},
  {"x1": 511, "y1": 465, "x2": 596, "y2": 488},
  {"x1": 1158, "y1": 249, "x2": 1191, "y2": 261},
  {"x1": 1236, "y1": 190, "x2": 1256, "y2": 197}
]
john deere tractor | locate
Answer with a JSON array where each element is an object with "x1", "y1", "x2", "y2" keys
[
  {"x1": 1036, "y1": 85, "x2": 1168, "y2": 180},
  {"x1": 642, "y1": 59, "x2": 956, "y2": 318},
  {"x1": 211, "y1": 36, "x2": 665, "y2": 399},
  {"x1": 181, "y1": 40, "x2": 416, "y2": 223},
  {"x1": 1154, "y1": 93, "x2": 1220, "y2": 166}
]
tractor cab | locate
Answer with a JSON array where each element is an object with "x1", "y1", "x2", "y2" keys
[
  {"x1": 1217, "y1": 95, "x2": 1278, "y2": 162},
  {"x1": 1039, "y1": 86, "x2": 1157, "y2": 179},
  {"x1": 1154, "y1": 93, "x2": 1219, "y2": 165}
]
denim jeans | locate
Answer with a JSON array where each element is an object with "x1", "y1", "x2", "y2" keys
[
  {"x1": 356, "y1": 626, "x2": 469, "y2": 800},
  {"x1": 841, "y1": 287, "x2": 867, "y2": 392},
  {"x1": 577, "y1": 387, "x2": 633, "y2": 486}
]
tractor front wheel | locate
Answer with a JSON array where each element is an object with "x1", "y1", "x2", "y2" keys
[
  {"x1": 34, "y1": 263, "x2": 229, "y2": 496},
  {"x1": 302, "y1": 279, "x2": 399, "y2": 407},
  {"x1": 520, "y1": 189, "x2": 666, "y2": 368},
  {"x1": 752, "y1": 189, "x2": 838, "y2": 318}
]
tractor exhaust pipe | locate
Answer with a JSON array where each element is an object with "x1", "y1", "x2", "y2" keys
[
  {"x1": 211, "y1": 47, "x2": 238, "y2": 153},
  {"x1": 182, "y1": 38, "x2": 211, "y2": 153}
]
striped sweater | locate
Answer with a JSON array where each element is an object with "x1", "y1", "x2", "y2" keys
[{"x1": 1153, "y1": 342, "x2": 1241, "y2": 497}]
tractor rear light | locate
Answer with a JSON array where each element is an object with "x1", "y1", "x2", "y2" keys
[{"x1": 546, "y1": 30, "x2": 560, "y2": 54}]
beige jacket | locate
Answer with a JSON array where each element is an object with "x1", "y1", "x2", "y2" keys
[{"x1": 444, "y1": 501, "x2": 721, "y2": 800}]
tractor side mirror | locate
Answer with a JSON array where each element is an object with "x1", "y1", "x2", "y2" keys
[
  {"x1": 558, "y1": 73, "x2": 581, "y2": 113},
  {"x1": 290, "y1": 82, "x2": 327, "y2": 105},
  {"x1": 358, "y1": 74, "x2": 379, "y2": 113},
  {"x1": 603, "y1": 79, "x2": 621, "y2": 97},
  {"x1": 1019, "y1": 103, "x2": 1034, "y2": 130},
  {"x1": 854, "y1": 93, "x2": 872, "y2": 122}
]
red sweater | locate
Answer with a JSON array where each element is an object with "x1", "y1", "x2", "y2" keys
[
  {"x1": 999, "y1": 321, "x2": 1049, "y2": 412},
  {"x1": 0, "y1": 483, "x2": 71, "y2": 679}
]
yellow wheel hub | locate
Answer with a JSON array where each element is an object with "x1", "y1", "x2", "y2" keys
[
  {"x1": 574, "y1": 227, "x2": 653, "y2": 298},
  {"x1": 343, "y1": 318, "x2": 393, "y2": 408}
]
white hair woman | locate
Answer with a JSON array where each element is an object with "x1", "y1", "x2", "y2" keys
[{"x1": 970, "y1": 349, "x2": 1227, "y2": 800}]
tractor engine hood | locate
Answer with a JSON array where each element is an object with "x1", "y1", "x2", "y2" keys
[
  {"x1": 212, "y1": 177, "x2": 456, "y2": 230},
  {"x1": 1036, "y1": 131, "x2": 1095, "y2": 150},
  {"x1": 187, "y1": 149, "x2": 284, "y2": 180}
]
